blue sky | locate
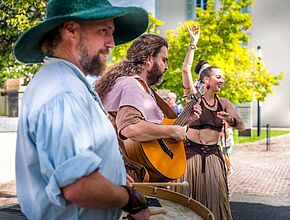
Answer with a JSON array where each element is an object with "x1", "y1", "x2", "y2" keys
[{"x1": 109, "y1": 0, "x2": 155, "y2": 15}]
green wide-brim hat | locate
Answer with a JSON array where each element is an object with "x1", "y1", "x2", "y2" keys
[{"x1": 14, "y1": 0, "x2": 149, "y2": 64}]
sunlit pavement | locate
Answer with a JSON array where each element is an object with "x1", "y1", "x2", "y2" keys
[
  {"x1": 0, "y1": 132, "x2": 16, "y2": 184},
  {"x1": 228, "y1": 134, "x2": 290, "y2": 220}
]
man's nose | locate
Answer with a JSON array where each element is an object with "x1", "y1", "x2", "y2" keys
[
  {"x1": 106, "y1": 34, "x2": 115, "y2": 49},
  {"x1": 164, "y1": 66, "x2": 168, "y2": 72}
]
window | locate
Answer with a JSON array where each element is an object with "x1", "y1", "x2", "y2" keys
[
  {"x1": 186, "y1": 0, "x2": 210, "y2": 20},
  {"x1": 196, "y1": 0, "x2": 208, "y2": 10}
]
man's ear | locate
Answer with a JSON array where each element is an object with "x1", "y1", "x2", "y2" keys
[
  {"x1": 146, "y1": 56, "x2": 153, "y2": 69},
  {"x1": 62, "y1": 21, "x2": 81, "y2": 40}
]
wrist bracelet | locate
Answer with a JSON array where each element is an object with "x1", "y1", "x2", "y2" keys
[
  {"x1": 182, "y1": 62, "x2": 192, "y2": 67},
  {"x1": 189, "y1": 43, "x2": 198, "y2": 50},
  {"x1": 182, "y1": 84, "x2": 191, "y2": 90},
  {"x1": 121, "y1": 185, "x2": 148, "y2": 214},
  {"x1": 228, "y1": 117, "x2": 238, "y2": 127}
]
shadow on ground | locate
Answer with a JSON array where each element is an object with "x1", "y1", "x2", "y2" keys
[
  {"x1": 0, "y1": 204, "x2": 26, "y2": 220},
  {"x1": 231, "y1": 201, "x2": 290, "y2": 220},
  {"x1": 0, "y1": 200, "x2": 290, "y2": 220},
  {"x1": 0, "y1": 192, "x2": 17, "y2": 199}
]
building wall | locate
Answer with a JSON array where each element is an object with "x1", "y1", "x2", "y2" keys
[
  {"x1": 156, "y1": 0, "x2": 187, "y2": 35},
  {"x1": 109, "y1": 0, "x2": 156, "y2": 16},
  {"x1": 250, "y1": 0, "x2": 290, "y2": 128}
]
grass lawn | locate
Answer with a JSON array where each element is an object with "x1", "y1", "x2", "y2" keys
[{"x1": 234, "y1": 129, "x2": 290, "y2": 144}]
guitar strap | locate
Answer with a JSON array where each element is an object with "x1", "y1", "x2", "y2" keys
[
  {"x1": 134, "y1": 76, "x2": 177, "y2": 119},
  {"x1": 151, "y1": 89, "x2": 177, "y2": 119}
]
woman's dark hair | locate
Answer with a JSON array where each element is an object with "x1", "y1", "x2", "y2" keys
[{"x1": 194, "y1": 60, "x2": 218, "y2": 81}]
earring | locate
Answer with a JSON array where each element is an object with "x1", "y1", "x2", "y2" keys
[{"x1": 206, "y1": 83, "x2": 210, "y2": 89}]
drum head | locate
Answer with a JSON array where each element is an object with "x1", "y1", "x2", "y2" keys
[{"x1": 134, "y1": 186, "x2": 215, "y2": 220}]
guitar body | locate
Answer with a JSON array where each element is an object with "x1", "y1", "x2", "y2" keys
[{"x1": 124, "y1": 118, "x2": 186, "y2": 182}]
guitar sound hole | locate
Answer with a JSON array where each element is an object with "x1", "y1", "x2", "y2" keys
[{"x1": 157, "y1": 139, "x2": 174, "y2": 159}]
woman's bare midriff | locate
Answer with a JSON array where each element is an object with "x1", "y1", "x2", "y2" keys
[{"x1": 187, "y1": 128, "x2": 221, "y2": 145}]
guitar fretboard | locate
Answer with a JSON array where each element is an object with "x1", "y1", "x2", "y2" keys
[{"x1": 174, "y1": 87, "x2": 203, "y2": 126}]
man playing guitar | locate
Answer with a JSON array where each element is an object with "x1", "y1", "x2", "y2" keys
[{"x1": 95, "y1": 34, "x2": 202, "y2": 182}]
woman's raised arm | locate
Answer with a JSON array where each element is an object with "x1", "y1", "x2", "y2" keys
[{"x1": 182, "y1": 25, "x2": 200, "y2": 101}]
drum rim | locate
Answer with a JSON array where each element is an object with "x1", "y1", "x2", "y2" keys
[{"x1": 135, "y1": 186, "x2": 215, "y2": 220}]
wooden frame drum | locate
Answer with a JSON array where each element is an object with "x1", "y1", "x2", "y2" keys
[{"x1": 123, "y1": 186, "x2": 215, "y2": 220}]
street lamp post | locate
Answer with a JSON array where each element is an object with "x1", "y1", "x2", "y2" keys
[
  {"x1": 257, "y1": 46, "x2": 262, "y2": 137},
  {"x1": 257, "y1": 101, "x2": 261, "y2": 136}
]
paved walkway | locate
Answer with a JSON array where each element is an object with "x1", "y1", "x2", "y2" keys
[
  {"x1": 0, "y1": 132, "x2": 18, "y2": 209},
  {"x1": 228, "y1": 134, "x2": 290, "y2": 220},
  {"x1": 0, "y1": 132, "x2": 16, "y2": 184},
  {"x1": 1, "y1": 131, "x2": 290, "y2": 219},
  {"x1": 229, "y1": 134, "x2": 290, "y2": 198}
]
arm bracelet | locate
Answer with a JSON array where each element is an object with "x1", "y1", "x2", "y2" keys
[
  {"x1": 228, "y1": 117, "x2": 238, "y2": 127},
  {"x1": 121, "y1": 185, "x2": 148, "y2": 214}
]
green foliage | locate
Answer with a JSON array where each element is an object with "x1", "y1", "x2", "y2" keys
[
  {"x1": 110, "y1": 14, "x2": 164, "y2": 64},
  {"x1": 164, "y1": 0, "x2": 283, "y2": 103},
  {"x1": 0, "y1": 0, "x2": 283, "y2": 104},
  {"x1": 0, "y1": 0, "x2": 47, "y2": 88}
]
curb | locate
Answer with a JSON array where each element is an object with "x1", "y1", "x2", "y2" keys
[{"x1": 0, "y1": 117, "x2": 18, "y2": 132}]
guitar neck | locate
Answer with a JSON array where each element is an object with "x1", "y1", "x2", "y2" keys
[{"x1": 174, "y1": 95, "x2": 199, "y2": 126}]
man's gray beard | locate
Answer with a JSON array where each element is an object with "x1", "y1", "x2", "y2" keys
[
  {"x1": 80, "y1": 50, "x2": 105, "y2": 77},
  {"x1": 77, "y1": 40, "x2": 105, "y2": 77}
]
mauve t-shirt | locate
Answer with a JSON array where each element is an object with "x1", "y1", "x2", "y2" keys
[{"x1": 103, "y1": 76, "x2": 163, "y2": 124}]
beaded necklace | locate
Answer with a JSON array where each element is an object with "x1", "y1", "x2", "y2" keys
[{"x1": 202, "y1": 96, "x2": 216, "y2": 108}]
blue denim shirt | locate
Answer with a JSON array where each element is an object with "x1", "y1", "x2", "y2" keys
[{"x1": 16, "y1": 57, "x2": 126, "y2": 220}]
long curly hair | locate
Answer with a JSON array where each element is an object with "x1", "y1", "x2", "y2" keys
[{"x1": 95, "y1": 34, "x2": 168, "y2": 101}]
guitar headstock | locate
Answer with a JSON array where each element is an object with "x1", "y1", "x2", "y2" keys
[
  {"x1": 194, "y1": 81, "x2": 204, "y2": 97},
  {"x1": 188, "y1": 81, "x2": 204, "y2": 101},
  {"x1": 177, "y1": 81, "x2": 204, "y2": 123}
]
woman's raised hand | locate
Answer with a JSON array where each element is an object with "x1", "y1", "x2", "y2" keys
[{"x1": 186, "y1": 25, "x2": 200, "y2": 45}]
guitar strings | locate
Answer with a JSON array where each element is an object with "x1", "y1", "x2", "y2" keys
[
  {"x1": 167, "y1": 85, "x2": 204, "y2": 144},
  {"x1": 174, "y1": 92, "x2": 199, "y2": 126}
]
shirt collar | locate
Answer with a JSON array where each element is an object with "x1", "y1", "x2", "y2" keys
[{"x1": 44, "y1": 56, "x2": 106, "y2": 113}]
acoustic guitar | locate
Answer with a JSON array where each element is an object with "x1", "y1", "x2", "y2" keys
[{"x1": 124, "y1": 83, "x2": 204, "y2": 182}]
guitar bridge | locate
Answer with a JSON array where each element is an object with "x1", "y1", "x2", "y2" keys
[{"x1": 157, "y1": 139, "x2": 173, "y2": 159}]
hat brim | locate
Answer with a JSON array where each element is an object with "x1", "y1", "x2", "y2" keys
[{"x1": 14, "y1": 7, "x2": 148, "y2": 64}]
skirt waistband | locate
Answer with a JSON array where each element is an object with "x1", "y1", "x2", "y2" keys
[
  {"x1": 185, "y1": 139, "x2": 223, "y2": 173},
  {"x1": 185, "y1": 139, "x2": 219, "y2": 154}
]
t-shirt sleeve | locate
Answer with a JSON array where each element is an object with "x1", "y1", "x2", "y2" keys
[{"x1": 116, "y1": 106, "x2": 145, "y2": 140}]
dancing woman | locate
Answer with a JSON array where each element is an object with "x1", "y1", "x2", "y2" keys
[{"x1": 175, "y1": 25, "x2": 245, "y2": 220}]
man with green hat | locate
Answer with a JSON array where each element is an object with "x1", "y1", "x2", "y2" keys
[{"x1": 14, "y1": 0, "x2": 150, "y2": 219}]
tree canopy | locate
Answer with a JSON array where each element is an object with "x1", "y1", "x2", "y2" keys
[
  {"x1": 0, "y1": 0, "x2": 283, "y2": 104},
  {"x1": 164, "y1": 0, "x2": 282, "y2": 103}
]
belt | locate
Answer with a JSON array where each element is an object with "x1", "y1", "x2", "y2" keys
[{"x1": 185, "y1": 139, "x2": 222, "y2": 173}]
